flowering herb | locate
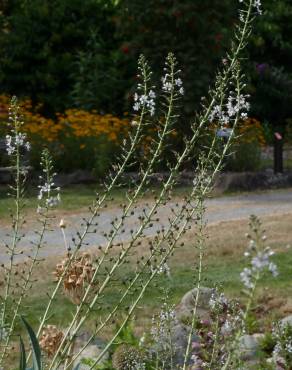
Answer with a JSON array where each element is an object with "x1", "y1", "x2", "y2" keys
[{"x1": 240, "y1": 215, "x2": 278, "y2": 290}]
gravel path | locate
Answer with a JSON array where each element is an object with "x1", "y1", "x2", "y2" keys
[{"x1": 1, "y1": 189, "x2": 291, "y2": 262}]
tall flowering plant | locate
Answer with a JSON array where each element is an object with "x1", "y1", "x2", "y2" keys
[{"x1": 0, "y1": 1, "x2": 262, "y2": 368}]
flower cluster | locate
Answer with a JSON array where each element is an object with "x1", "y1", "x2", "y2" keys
[
  {"x1": 133, "y1": 90, "x2": 156, "y2": 116},
  {"x1": 209, "y1": 292, "x2": 228, "y2": 312},
  {"x1": 38, "y1": 180, "x2": 61, "y2": 208},
  {"x1": 239, "y1": 0, "x2": 262, "y2": 15},
  {"x1": 38, "y1": 150, "x2": 61, "y2": 209},
  {"x1": 5, "y1": 132, "x2": 30, "y2": 155},
  {"x1": 190, "y1": 294, "x2": 242, "y2": 369},
  {"x1": 209, "y1": 92, "x2": 250, "y2": 125},
  {"x1": 272, "y1": 320, "x2": 292, "y2": 368},
  {"x1": 150, "y1": 303, "x2": 176, "y2": 359},
  {"x1": 151, "y1": 262, "x2": 170, "y2": 277},
  {"x1": 39, "y1": 325, "x2": 64, "y2": 358},
  {"x1": 161, "y1": 74, "x2": 184, "y2": 96},
  {"x1": 112, "y1": 344, "x2": 146, "y2": 370},
  {"x1": 240, "y1": 216, "x2": 278, "y2": 290},
  {"x1": 53, "y1": 253, "x2": 96, "y2": 305}
]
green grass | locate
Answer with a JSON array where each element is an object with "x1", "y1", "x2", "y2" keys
[
  {"x1": 3, "y1": 214, "x2": 292, "y2": 369},
  {"x1": 18, "y1": 217, "x2": 292, "y2": 334},
  {"x1": 2, "y1": 184, "x2": 292, "y2": 368}
]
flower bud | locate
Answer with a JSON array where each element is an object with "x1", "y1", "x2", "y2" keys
[{"x1": 59, "y1": 219, "x2": 66, "y2": 229}]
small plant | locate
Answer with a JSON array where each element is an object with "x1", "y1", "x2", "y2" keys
[{"x1": 272, "y1": 321, "x2": 292, "y2": 368}]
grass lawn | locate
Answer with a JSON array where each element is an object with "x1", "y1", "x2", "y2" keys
[
  {"x1": 13, "y1": 213, "x2": 292, "y2": 337},
  {"x1": 1, "y1": 184, "x2": 292, "y2": 367}
]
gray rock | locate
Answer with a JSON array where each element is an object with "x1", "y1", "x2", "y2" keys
[
  {"x1": 267, "y1": 356, "x2": 286, "y2": 370},
  {"x1": 151, "y1": 323, "x2": 199, "y2": 367},
  {"x1": 176, "y1": 287, "x2": 215, "y2": 323},
  {"x1": 238, "y1": 334, "x2": 264, "y2": 361},
  {"x1": 55, "y1": 170, "x2": 97, "y2": 187},
  {"x1": 280, "y1": 315, "x2": 292, "y2": 328}
]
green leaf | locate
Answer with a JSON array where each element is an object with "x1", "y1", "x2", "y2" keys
[
  {"x1": 19, "y1": 336, "x2": 27, "y2": 370},
  {"x1": 20, "y1": 316, "x2": 42, "y2": 370}
]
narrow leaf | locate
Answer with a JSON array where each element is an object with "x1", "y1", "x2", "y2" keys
[
  {"x1": 21, "y1": 316, "x2": 42, "y2": 370},
  {"x1": 19, "y1": 336, "x2": 27, "y2": 370}
]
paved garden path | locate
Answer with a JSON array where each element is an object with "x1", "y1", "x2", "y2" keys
[{"x1": 0, "y1": 189, "x2": 291, "y2": 262}]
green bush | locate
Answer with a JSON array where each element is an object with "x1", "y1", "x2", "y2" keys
[
  {"x1": 248, "y1": 0, "x2": 292, "y2": 132},
  {"x1": 71, "y1": 31, "x2": 131, "y2": 115},
  {"x1": 225, "y1": 141, "x2": 262, "y2": 172},
  {"x1": 0, "y1": 0, "x2": 119, "y2": 114},
  {"x1": 116, "y1": 0, "x2": 236, "y2": 117}
]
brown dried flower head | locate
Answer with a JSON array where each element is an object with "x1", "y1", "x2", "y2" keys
[
  {"x1": 53, "y1": 253, "x2": 95, "y2": 304},
  {"x1": 39, "y1": 325, "x2": 64, "y2": 357}
]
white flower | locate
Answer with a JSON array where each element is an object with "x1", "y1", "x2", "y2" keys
[
  {"x1": 240, "y1": 267, "x2": 254, "y2": 289},
  {"x1": 5, "y1": 132, "x2": 30, "y2": 155},
  {"x1": 133, "y1": 90, "x2": 156, "y2": 116},
  {"x1": 46, "y1": 194, "x2": 60, "y2": 208},
  {"x1": 149, "y1": 89, "x2": 156, "y2": 98},
  {"x1": 285, "y1": 342, "x2": 292, "y2": 354},
  {"x1": 152, "y1": 262, "x2": 171, "y2": 277},
  {"x1": 222, "y1": 319, "x2": 232, "y2": 334},
  {"x1": 253, "y1": 0, "x2": 262, "y2": 14},
  {"x1": 239, "y1": 0, "x2": 262, "y2": 15},
  {"x1": 209, "y1": 92, "x2": 249, "y2": 124},
  {"x1": 162, "y1": 81, "x2": 172, "y2": 92},
  {"x1": 133, "y1": 102, "x2": 140, "y2": 112},
  {"x1": 209, "y1": 291, "x2": 228, "y2": 310},
  {"x1": 268, "y1": 262, "x2": 278, "y2": 277}
]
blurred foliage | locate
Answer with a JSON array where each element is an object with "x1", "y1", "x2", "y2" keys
[
  {"x1": 248, "y1": 0, "x2": 292, "y2": 131},
  {"x1": 0, "y1": 0, "x2": 120, "y2": 115},
  {"x1": 116, "y1": 0, "x2": 236, "y2": 117},
  {"x1": 225, "y1": 118, "x2": 265, "y2": 172},
  {"x1": 0, "y1": 0, "x2": 236, "y2": 119},
  {"x1": 1, "y1": 0, "x2": 292, "y2": 155},
  {"x1": 71, "y1": 31, "x2": 131, "y2": 115}
]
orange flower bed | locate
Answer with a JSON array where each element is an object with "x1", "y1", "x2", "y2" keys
[
  {"x1": 0, "y1": 95, "x2": 129, "y2": 146},
  {"x1": 238, "y1": 117, "x2": 266, "y2": 147}
]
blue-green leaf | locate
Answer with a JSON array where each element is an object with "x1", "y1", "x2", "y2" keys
[
  {"x1": 21, "y1": 316, "x2": 42, "y2": 370},
  {"x1": 19, "y1": 336, "x2": 27, "y2": 370}
]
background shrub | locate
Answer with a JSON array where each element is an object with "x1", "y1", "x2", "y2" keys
[{"x1": 0, "y1": 0, "x2": 121, "y2": 115}]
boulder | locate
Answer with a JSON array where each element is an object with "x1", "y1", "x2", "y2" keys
[
  {"x1": 238, "y1": 334, "x2": 265, "y2": 361},
  {"x1": 280, "y1": 314, "x2": 292, "y2": 328},
  {"x1": 54, "y1": 170, "x2": 97, "y2": 187},
  {"x1": 176, "y1": 287, "x2": 215, "y2": 323}
]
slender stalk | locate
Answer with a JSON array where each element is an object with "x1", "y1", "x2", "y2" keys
[
  {"x1": 0, "y1": 99, "x2": 26, "y2": 365},
  {"x1": 33, "y1": 58, "x2": 150, "y2": 348},
  {"x1": 182, "y1": 198, "x2": 205, "y2": 370},
  {"x1": 50, "y1": 55, "x2": 179, "y2": 367}
]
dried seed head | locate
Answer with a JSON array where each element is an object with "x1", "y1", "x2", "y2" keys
[
  {"x1": 39, "y1": 325, "x2": 63, "y2": 357},
  {"x1": 59, "y1": 218, "x2": 66, "y2": 229},
  {"x1": 54, "y1": 253, "x2": 96, "y2": 304}
]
